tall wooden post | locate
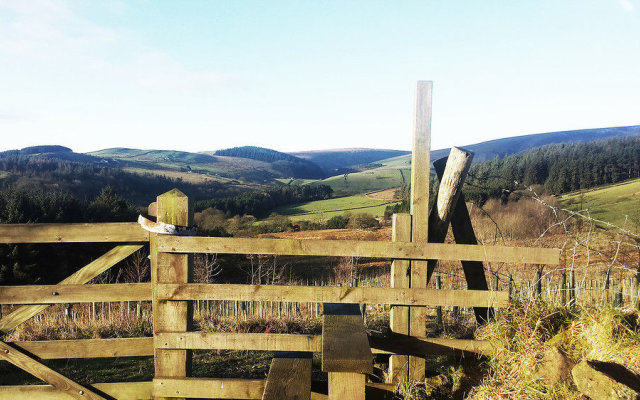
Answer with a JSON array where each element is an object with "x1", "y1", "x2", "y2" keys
[
  {"x1": 408, "y1": 80, "x2": 432, "y2": 381},
  {"x1": 389, "y1": 213, "x2": 411, "y2": 383},
  {"x1": 151, "y1": 189, "x2": 193, "y2": 400}
]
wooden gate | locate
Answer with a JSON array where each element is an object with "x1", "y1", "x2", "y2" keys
[{"x1": 0, "y1": 81, "x2": 560, "y2": 399}]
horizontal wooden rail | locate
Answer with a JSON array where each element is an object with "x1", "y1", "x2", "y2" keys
[
  {"x1": 155, "y1": 332, "x2": 495, "y2": 356},
  {"x1": 10, "y1": 337, "x2": 154, "y2": 359},
  {"x1": 0, "y1": 283, "x2": 152, "y2": 304},
  {"x1": 156, "y1": 284, "x2": 509, "y2": 308},
  {"x1": 156, "y1": 332, "x2": 321, "y2": 352},
  {"x1": 0, "y1": 222, "x2": 149, "y2": 243},
  {"x1": 157, "y1": 236, "x2": 559, "y2": 264},
  {"x1": 0, "y1": 382, "x2": 152, "y2": 399},
  {"x1": 154, "y1": 378, "x2": 265, "y2": 399}
]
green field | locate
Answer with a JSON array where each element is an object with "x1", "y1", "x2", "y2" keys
[
  {"x1": 275, "y1": 178, "x2": 319, "y2": 186},
  {"x1": 271, "y1": 194, "x2": 399, "y2": 221},
  {"x1": 559, "y1": 178, "x2": 640, "y2": 231},
  {"x1": 310, "y1": 168, "x2": 409, "y2": 196}
]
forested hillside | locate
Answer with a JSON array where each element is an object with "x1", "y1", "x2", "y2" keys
[
  {"x1": 464, "y1": 136, "x2": 640, "y2": 203},
  {"x1": 214, "y1": 146, "x2": 325, "y2": 179}
]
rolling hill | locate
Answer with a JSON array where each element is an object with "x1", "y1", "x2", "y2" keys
[{"x1": 290, "y1": 148, "x2": 411, "y2": 174}]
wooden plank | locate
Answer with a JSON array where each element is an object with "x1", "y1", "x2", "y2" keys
[
  {"x1": 0, "y1": 382, "x2": 152, "y2": 399},
  {"x1": 0, "y1": 341, "x2": 105, "y2": 400},
  {"x1": 322, "y1": 304, "x2": 372, "y2": 374},
  {"x1": 368, "y1": 333, "x2": 496, "y2": 356},
  {"x1": 408, "y1": 81, "x2": 432, "y2": 382},
  {"x1": 328, "y1": 373, "x2": 365, "y2": 400},
  {"x1": 0, "y1": 283, "x2": 151, "y2": 304},
  {"x1": 153, "y1": 378, "x2": 265, "y2": 399},
  {"x1": 0, "y1": 245, "x2": 143, "y2": 333},
  {"x1": 263, "y1": 354, "x2": 312, "y2": 400},
  {"x1": 389, "y1": 213, "x2": 411, "y2": 383},
  {"x1": 0, "y1": 222, "x2": 148, "y2": 243},
  {"x1": 154, "y1": 332, "x2": 494, "y2": 356},
  {"x1": 10, "y1": 337, "x2": 154, "y2": 359},
  {"x1": 433, "y1": 156, "x2": 494, "y2": 323},
  {"x1": 157, "y1": 236, "x2": 560, "y2": 265},
  {"x1": 156, "y1": 332, "x2": 321, "y2": 352},
  {"x1": 151, "y1": 189, "x2": 193, "y2": 400},
  {"x1": 157, "y1": 284, "x2": 509, "y2": 308}
]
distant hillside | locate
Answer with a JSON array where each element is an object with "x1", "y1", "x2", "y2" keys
[
  {"x1": 214, "y1": 146, "x2": 325, "y2": 179},
  {"x1": 90, "y1": 148, "x2": 217, "y2": 164},
  {"x1": 290, "y1": 148, "x2": 411, "y2": 174}
]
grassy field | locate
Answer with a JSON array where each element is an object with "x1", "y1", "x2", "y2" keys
[
  {"x1": 123, "y1": 167, "x2": 232, "y2": 184},
  {"x1": 271, "y1": 194, "x2": 399, "y2": 221},
  {"x1": 558, "y1": 177, "x2": 640, "y2": 231},
  {"x1": 311, "y1": 168, "x2": 410, "y2": 196},
  {"x1": 275, "y1": 178, "x2": 319, "y2": 186}
]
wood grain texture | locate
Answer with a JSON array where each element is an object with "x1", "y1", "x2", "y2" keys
[
  {"x1": 152, "y1": 189, "x2": 193, "y2": 400},
  {"x1": 157, "y1": 236, "x2": 560, "y2": 265},
  {"x1": 0, "y1": 245, "x2": 142, "y2": 333},
  {"x1": 0, "y1": 283, "x2": 151, "y2": 304},
  {"x1": 322, "y1": 304, "x2": 372, "y2": 374},
  {"x1": 10, "y1": 337, "x2": 154, "y2": 359},
  {"x1": 328, "y1": 372, "x2": 365, "y2": 400},
  {"x1": 263, "y1": 357, "x2": 312, "y2": 400},
  {"x1": 433, "y1": 156, "x2": 494, "y2": 323},
  {"x1": 408, "y1": 81, "x2": 433, "y2": 382},
  {"x1": 0, "y1": 222, "x2": 148, "y2": 243},
  {"x1": 153, "y1": 378, "x2": 265, "y2": 399},
  {"x1": 157, "y1": 284, "x2": 509, "y2": 308},
  {"x1": 156, "y1": 332, "x2": 321, "y2": 352},
  {"x1": 0, "y1": 341, "x2": 105, "y2": 400},
  {"x1": 389, "y1": 213, "x2": 411, "y2": 383},
  {"x1": 0, "y1": 382, "x2": 152, "y2": 400}
]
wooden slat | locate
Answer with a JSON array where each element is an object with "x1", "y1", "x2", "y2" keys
[
  {"x1": 0, "y1": 283, "x2": 151, "y2": 304},
  {"x1": 0, "y1": 341, "x2": 105, "y2": 400},
  {"x1": 152, "y1": 189, "x2": 193, "y2": 400},
  {"x1": 157, "y1": 236, "x2": 560, "y2": 265},
  {"x1": 408, "y1": 80, "x2": 432, "y2": 382},
  {"x1": 10, "y1": 337, "x2": 154, "y2": 359},
  {"x1": 153, "y1": 378, "x2": 265, "y2": 399},
  {"x1": 154, "y1": 332, "x2": 494, "y2": 356},
  {"x1": 389, "y1": 213, "x2": 411, "y2": 383},
  {"x1": 328, "y1": 373, "x2": 365, "y2": 400},
  {"x1": 0, "y1": 222, "x2": 148, "y2": 243},
  {"x1": 263, "y1": 355, "x2": 312, "y2": 400},
  {"x1": 0, "y1": 245, "x2": 143, "y2": 333},
  {"x1": 0, "y1": 382, "x2": 152, "y2": 400},
  {"x1": 322, "y1": 304, "x2": 372, "y2": 374},
  {"x1": 156, "y1": 332, "x2": 321, "y2": 352},
  {"x1": 156, "y1": 284, "x2": 509, "y2": 308}
]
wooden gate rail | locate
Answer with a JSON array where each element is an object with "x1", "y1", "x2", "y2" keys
[
  {"x1": 156, "y1": 236, "x2": 560, "y2": 264},
  {"x1": 0, "y1": 222, "x2": 149, "y2": 243},
  {"x1": 0, "y1": 283, "x2": 152, "y2": 304},
  {"x1": 155, "y1": 283, "x2": 508, "y2": 308}
]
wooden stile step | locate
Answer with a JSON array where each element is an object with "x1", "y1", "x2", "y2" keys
[
  {"x1": 262, "y1": 352, "x2": 312, "y2": 400},
  {"x1": 322, "y1": 304, "x2": 373, "y2": 374}
]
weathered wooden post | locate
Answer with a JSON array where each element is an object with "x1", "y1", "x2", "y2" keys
[
  {"x1": 408, "y1": 80, "x2": 432, "y2": 381},
  {"x1": 389, "y1": 213, "x2": 411, "y2": 383},
  {"x1": 561, "y1": 273, "x2": 567, "y2": 306},
  {"x1": 435, "y1": 275, "x2": 443, "y2": 328},
  {"x1": 151, "y1": 189, "x2": 193, "y2": 400},
  {"x1": 569, "y1": 270, "x2": 576, "y2": 307},
  {"x1": 432, "y1": 155, "x2": 493, "y2": 323}
]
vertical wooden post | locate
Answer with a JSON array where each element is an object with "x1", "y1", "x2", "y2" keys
[
  {"x1": 389, "y1": 213, "x2": 411, "y2": 383},
  {"x1": 561, "y1": 273, "x2": 567, "y2": 306},
  {"x1": 408, "y1": 80, "x2": 432, "y2": 381},
  {"x1": 435, "y1": 275, "x2": 443, "y2": 328},
  {"x1": 151, "y1": 189, "x2": 193, "y2": 400}
]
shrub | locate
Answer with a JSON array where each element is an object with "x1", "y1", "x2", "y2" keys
[
  {"x1": 326, "y1": 214, "x2": 349, "y2": 229},
  {"x1": 347, "y1": 213, "x2": 380, "y2": 230}
]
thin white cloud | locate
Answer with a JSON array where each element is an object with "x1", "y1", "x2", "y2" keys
[{"x1": 618, "y1": 0, "x2": 635, "y2": 11}]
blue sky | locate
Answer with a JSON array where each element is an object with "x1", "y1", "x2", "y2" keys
[{"x1": 1, "y1": 1, "x2": 639, "y2": 153}]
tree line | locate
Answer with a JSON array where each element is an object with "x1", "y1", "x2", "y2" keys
[{"x1": 196, "y1": 184, "x2": 333, "y2": 219}]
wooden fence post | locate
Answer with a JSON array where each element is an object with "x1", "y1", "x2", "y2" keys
[
  {"x1": 151, "y1": 189, "x2": 193, "y2": 400},
  {"x1": 389, "y1": 213, "x2": 411, "y2": 383},
  {"x1": 408, "y1": 80, "x2": 432, "y2": 382}
]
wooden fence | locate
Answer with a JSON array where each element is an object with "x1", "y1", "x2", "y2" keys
[
  {"x1": 0, "y1": 189, "x2": 559, "y2": 400},
  {"x1": 0, "y1": 82, "x2": 561, "y2": 399}
]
